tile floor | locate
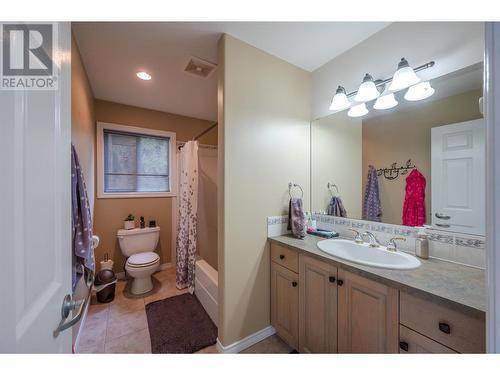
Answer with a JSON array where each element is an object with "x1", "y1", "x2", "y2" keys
[{"x1": 76, "y1": 267, "x2": 291, "y2": 354}]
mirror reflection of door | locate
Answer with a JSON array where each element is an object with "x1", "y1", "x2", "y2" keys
[{"x1": 431, "y1": 119, "x2": 485, "y2": 235}]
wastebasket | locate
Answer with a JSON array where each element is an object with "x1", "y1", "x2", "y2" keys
[{"x1": 94, "y1": 269, "x2": 117, "y2": 303}]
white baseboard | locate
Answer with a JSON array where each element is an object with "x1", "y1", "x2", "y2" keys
[
  {"x1": 115, "y1": 262, "x2": 173, "y2": 280},
  {"x1": 216, "y1": 326, "x2": 277, "y2": 353}
]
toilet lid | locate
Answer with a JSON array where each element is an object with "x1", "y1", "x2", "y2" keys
[{"x1": 127, "y1": 252, "x2": 160, "y2": 267}]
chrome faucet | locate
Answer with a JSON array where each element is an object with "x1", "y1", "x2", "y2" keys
[
  {"x1": 348, "y1": 229, "x2": 364, "y2": 244},
  {"x1": 386, "y1": 237, "x2": 406, "y2": 252},
  {"x1": 362, "y1": 231, "x2": 380, "y2": 248}
]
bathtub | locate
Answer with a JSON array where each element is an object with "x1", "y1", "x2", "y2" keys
[{"x1": 195, "y1": 259, "x2": 218, "y2": 326}]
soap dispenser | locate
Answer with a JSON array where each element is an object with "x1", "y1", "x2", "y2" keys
[{"x1": 415, "y1": 227, "x2": 429, "y2": 259}]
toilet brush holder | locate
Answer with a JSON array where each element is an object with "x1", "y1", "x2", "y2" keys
[{"x1": 100, "y1": 259, "x2": 114, "y2": 271}]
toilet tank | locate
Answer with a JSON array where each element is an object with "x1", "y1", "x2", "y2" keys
[{"x1": 117, "y1": 227, "x2": 160, "y2": 257}]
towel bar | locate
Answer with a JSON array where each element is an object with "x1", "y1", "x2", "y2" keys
[{"x1": 288, "y1": 182, "x2": 304, "y2": 199}]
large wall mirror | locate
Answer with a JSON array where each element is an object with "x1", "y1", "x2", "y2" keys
[{"x1": 311, "y1": 63, "x2": 485, "y2": 235}]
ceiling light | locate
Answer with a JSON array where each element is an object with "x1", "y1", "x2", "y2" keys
[
  {"x1": 136, "y1": 71, "x2": 152, "y2": 81},
  {"x1": 354, "y1": 74, "x2": 380, "y2": 102},
  {"x1": 389, "y1": 58, "x2": 420, "y2": 91},
  {"x1": 329, "y1": 86, "x2": 351, "y2": 111},
  {"x1": 374, "y1": 93, "x2": 398, "y2": 110},
  {"x1": 404, "y1": 81, "x2": 435, "y2": 101},
  {"x1": 348, "y1": 103, "x2": 369, "y2": 117}
]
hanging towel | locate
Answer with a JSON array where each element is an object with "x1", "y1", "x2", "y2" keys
[
  {"x1": 363, "y1": 165, "x2": 382, "y2": 222},
  {"x1": 71, "y1": 145, "x2": 94, "y2": 291},
  {"x1": 327, "y1": 196, "x2": 347, "y2": 217},
  {"x1": 287, "y1": 198, "x2": 306, "y2": 239},
  {"x1": 402, "y1": 168, "x2": 426, "y2": 226}
]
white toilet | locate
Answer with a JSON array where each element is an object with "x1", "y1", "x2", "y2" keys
[{"x1": 117, "y1": 226, "x2": 161, "y2": 295}]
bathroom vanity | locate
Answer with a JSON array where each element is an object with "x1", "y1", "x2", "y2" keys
[{"x1": 269, "y1": 235, "x2": 486, "y2": 354}]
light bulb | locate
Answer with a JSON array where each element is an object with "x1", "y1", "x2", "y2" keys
[
  {"x1": 136, "y1": 71, "x2": 152, "y2": 80},
  {"x1": 373, "y1": 93, "x2": 398, "y2": 110},
  {"x1": 354, "y1": 74, "x2": 380, "y2": 102},
  {"x1": 347, "y1": 103, "x2": 369, "y2": 117},
  {"x1": 404, "y1": 81, "x2": 435, "y2": 101},
  {"x1": 329, "y1": 86, "x2": 351, "y2": 111},
  {"x1": 389, "y1": 58, "x2": 420, "y2": 91}
]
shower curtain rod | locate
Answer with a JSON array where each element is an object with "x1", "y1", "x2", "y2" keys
[
  {"x1": 177, "y1": 122, "x2": 218, "y2": 150},
  {"x1": 178, "y1": 122, "x2": 218, "y2": 149},
  {"x1": 194, "y1": 122, "x2": 218, "y2": 141}
]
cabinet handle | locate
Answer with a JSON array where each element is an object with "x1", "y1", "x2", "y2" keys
[
  {"x1": 329, "y1": 276, "x2": 336, "y2": 283},
  {"x1": 399, "y1": 341, "x2": 409, "y2": 352},
  {"x1": 337, "y1": 279, "x2": 344, "y2": 286},
  {"x1": 292, "y1": 281, "x2": 297, "y2": 287},
  {"x1": 439, "y1": 322, "x2": 451, "y2": 334},
  {"x1": 279, "y1": 254, "x2": 285, "y2": 260}
]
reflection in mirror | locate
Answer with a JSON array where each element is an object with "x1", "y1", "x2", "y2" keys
[{"x1": 311, "y1": 63, "x2": 485, "y2": 235}]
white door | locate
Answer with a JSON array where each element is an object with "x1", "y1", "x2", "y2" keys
[
  {"x1": 431, "y1": 119, "x2": 485, "y2": 235},
  {"x1": 0, "y1": 23, "x2": 73, "y2": 353}
]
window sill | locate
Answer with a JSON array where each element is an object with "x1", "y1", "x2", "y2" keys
[{"x1": 97, "y1": 191, "x2": 177, "y2": 199}]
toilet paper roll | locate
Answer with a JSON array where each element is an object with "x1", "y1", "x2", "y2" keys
[{"x1": 100, "y1": 259, "x2": 114, "y2": 271}]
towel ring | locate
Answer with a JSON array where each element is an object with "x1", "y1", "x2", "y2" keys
[
  {"x1": 327, "y1": 182, "x2": 339, "y2": 196},
  {"x1": 288, "y1": 182, "x2": 304, "y2": 199}
]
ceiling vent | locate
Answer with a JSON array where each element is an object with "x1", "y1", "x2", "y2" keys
[{"x1": 183, "y1": 56, "x2": 217, "y2": 79}]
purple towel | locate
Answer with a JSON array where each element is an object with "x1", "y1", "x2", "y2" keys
[
  {"x1": 287, "y1": 198, "x2": 306, "y2": 239},
  {"x1": 327, "y1": 196, "x2": 347, "y2": 217},
  {"x1": 363, "y1": 165, "x2": 382, "y2": 222},
  {"x1": 71, "y1": 145, "x2": 94, "y2": 290}
]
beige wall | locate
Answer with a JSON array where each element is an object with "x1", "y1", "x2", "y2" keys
[
  {"x1": 362, "y1": 89, "x2": 482, "y2": 225},
  {"x1": 311, "y1": 113, "x2": 362, "y2": 218},
  {"x1": 218, "y1": 35, "x2": 311, "y2": 346},
  {"x1": 93, "y1": 100, "x2": 216, "y2": 272},
  {"x1": 71, "y1": 34, "x2": 96, "y2": 346}
]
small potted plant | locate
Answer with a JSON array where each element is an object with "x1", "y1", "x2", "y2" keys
[{"x1": 124, "y1": 214, "x2": 135, "y2": 230}]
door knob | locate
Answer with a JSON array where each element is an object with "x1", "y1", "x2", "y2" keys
[
  {"x1": 435, "y1": 223, "x2": 451, "y2": 228},
  {"x1": 279, "y1": 254, "x2": 285, "y2": 260},
  {"x1": 292, "y1": 281, "x2": 298, "y2": 287},
  {"x1": 329, "y1": 276, "x2": 336, "y2": 283},
  {"x1": 337, "y1": 279, "x2": 344, "y2": 286},
  {"x1": 435, "y1": 213, "x2": 451, "y2": 220}
]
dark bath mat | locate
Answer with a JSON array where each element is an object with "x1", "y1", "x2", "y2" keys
[{"x1": 145, "y1": 293, "x2": 217, "y2": 353}]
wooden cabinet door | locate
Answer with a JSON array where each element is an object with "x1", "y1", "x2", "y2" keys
[
  {"x1": 337, "y1": 269, "x2": 399, "y2": 353},
  {"x1": 299, "y1": 255, "x2": 337, "y2": 353},
  {"x1": 271, "y1": 262, "x2": 299, "y2": 349}
]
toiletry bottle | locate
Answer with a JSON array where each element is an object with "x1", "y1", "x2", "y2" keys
[
  {"x1": 140, "y1": 216, "x2": 145, "y2": 229},
  {"x1": 415, "y1": 227, "x2": 429, "y2": 259}
]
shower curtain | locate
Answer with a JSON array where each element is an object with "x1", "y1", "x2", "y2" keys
[{"x1": 175, "y1": 140, "x2": 199, "y2": 291}]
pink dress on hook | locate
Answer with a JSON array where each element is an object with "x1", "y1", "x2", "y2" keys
[{"x1": 402, "y1": 169, "x2": 426, "y2": 227}]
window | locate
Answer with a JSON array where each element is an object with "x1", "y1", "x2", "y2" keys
[{"x1": 97, "y1": 122, "x2": 176, "y2": 198}]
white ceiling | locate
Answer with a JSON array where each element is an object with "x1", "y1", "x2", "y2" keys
[{"x1": 72, "y1": 22, "x2": 389, "y2": 121}]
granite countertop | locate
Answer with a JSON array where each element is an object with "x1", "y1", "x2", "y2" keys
[{"x1": 269, "y1": 234, "x2": 486, "y2": 315}]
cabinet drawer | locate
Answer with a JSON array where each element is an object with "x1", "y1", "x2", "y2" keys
[
  {"x1": 400, "y1": 291, "x2": 485, "y2": 353},
  {"x1": 271, "y1": 244, "x2": 298, "y2": 273},
  {"x1": 399, "y1": 325, "x2": 457, "y2": 353}
]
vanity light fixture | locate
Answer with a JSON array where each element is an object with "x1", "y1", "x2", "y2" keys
[
  {"x1": 136, "y1": 71, "x2": 152, "y2": 81},
  {"x1": 354, "y1": 74, "x2": 381, "y2": 102},
  {"x1": 404, "y1": 81, "x2": 435, "y2": 101},
  {"x1": 328, "y1": 59, "x2": 434, "y2": 114},
  {"x1": 388, "y1": 58, "x2": 421, "y2": 91},
  {"x1": 347, "y1": 103, "x2": 369, "y2": 118},
  {"x1": 329, "y1": 85, "x2": 351, "y2": 111},
  {"x1": 373, "y1": 93, "x2": 398, "y2": 110}
]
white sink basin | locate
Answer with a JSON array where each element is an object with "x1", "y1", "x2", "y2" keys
[{"x1": 317, "y1": 239, "x2": 421, "y2": 270}]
